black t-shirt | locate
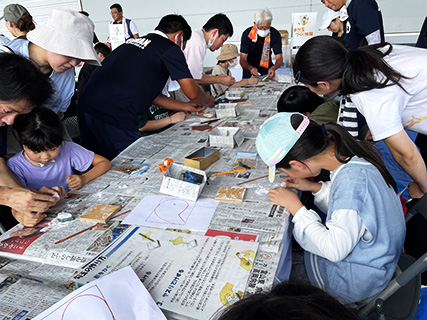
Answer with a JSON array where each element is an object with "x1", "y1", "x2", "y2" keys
[
  {"x1": 79, "y1": 33, "x2": 192, "y2": 131},
  {"x1": 344, "y1": 0, "x2": 384, "y2": 50},
  {"x1": 240, "y1": 26, "x2": 282, "y2": 78},
  {"x1": 76, "y1": 63, "x2": 98, "y2": 100}
]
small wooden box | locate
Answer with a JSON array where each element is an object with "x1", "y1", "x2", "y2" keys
[{"x1": 184, "y1": 147, "x2": 219, "y2": 170}]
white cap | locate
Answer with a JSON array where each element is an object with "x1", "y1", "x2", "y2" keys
[{"x1": 319, "y1": 9, "x2": 340, "y2": 30}]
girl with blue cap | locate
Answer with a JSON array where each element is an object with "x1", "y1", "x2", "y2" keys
[{"x1": 256, "y1": 112, "x2": 405, "y2": 304}]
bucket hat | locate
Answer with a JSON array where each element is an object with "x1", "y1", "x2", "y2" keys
[
  {"x1": 319, "y1": 9, "x2": 340, "y2": 30},
  {"x1": 27, "y1": 10, "x2": 100, "y2": 66},
  {"x1": 1, "y1": 4, "x2": 29, "y2": 24},
  {"x1": 216, "y1": 43, "x2": 240, "y2": 61},
  {"x1": 256, "y1": 112, "x2": 310, "y2": 182}
]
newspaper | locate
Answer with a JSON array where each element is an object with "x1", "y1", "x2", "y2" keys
[{"x1": 72, "y1": 226, "x2": 259, "y2": 320}]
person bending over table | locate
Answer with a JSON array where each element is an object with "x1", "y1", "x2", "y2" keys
[
  {"x1": 293, "y1": 36, "x2": 427, "y2": 199},
  {"x1": 78, "y1": 14, "x2": 210, "y2": 160},
  {"x1": 0, "y1": 54, "x2": 59, "y2": 229},
  {"x1": 240, "y1": 8, "x2": 283, "y2": 79}
]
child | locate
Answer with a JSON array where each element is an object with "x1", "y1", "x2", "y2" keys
[
  {"x1": 277, "y1": 85, "x2": 339, "y2": 125},
  {"x1": 211, "y1": 44, "x2": 258, "y2": 97},
  {"x1": 7, "y1": 107, "x2": 111, "y2": 224},
  {"x1": 256, "y1": 112, "x2": 405, "y2": 304}
]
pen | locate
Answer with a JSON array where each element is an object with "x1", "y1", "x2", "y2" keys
[
  {"x1": 213, "y1": 169, "x2": 246, "y2": 176},
  {"x1": 139, "y1": 233, "x2": 155, "y2": 242}
]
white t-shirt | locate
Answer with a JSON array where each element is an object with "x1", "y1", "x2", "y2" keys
[
  {"x1": 183, "y1": 29, "x2": 207, "y2": 80},
  {"x1": 350, "y1": 45, "x2": 427, "y2": 141}
]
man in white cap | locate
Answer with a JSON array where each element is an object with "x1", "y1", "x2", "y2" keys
[
  {"x1": 321, "y1": 0, "x2": 384, "y2": 50},
  {"x1": 1, "y1": 9, "x2": 100, "y2": 115},
  {"x1": 319, "y1": 9, "x2": 345, "y2": 46}
]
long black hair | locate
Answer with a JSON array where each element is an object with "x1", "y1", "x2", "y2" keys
[
  {"x1": 276, "y1": 114, "x2": 397, "y2": 192},
  {"x1": 293, "y1": 36, "x2": 410, "y2": 95},
  {"x1": 13, "y1": 107, "x2": 64, "y2": 152}
]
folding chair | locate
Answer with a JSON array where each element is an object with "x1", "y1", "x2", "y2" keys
[{"x1": 358, "y1": 194, "x2": 427, "y2": 320}]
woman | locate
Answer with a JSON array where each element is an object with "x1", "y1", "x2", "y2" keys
[
  {"x1": 2, "y1": 3, "x2": 35, "y2": 39},
  {"x1": 293, "y1": 36, "x2": 427, "y2": 198},
  {"x1": 2, "y1": 9, "x2": 100, "y2": 114}
]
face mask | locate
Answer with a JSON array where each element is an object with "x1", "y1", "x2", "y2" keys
[
  {"x1": 207, "y1": 32, "x2": 217, "y2": 49},
  {"x1": 257, "y1": 29, "x2": 270, "y2": 38},
  {"x1": 228, "y1": 59, "x2": 238, "y2": 68}
]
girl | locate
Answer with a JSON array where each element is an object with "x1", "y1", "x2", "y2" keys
[
  {"x1": 256, "y1": 112, "x2": 405, "y2": 304},
  {"x1": 292, "y1": 36, "x2": 427, "y2": 199},
  {"x1": 7, "y1": 107, "x2": 111, "y2": 224},
  {"x1": 211, "y1": 44, "x2": 258, "y2": 97}
]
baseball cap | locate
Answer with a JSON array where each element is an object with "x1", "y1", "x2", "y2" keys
[
  {"x1": 319, "y1": 9, "x2": 340, "y2": 30},
  {"x1": 256, "y1": 112, "x2": 310, "y2": 182},
  {"x1": 1, "y1": 4, "x2": 29, "y2": 24}
]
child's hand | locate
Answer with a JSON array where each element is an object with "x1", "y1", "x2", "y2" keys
[
  {"x1": 66, "y1": 175, "x2": 85, "y2": 190},
  {"x1": 170, "y1": 112, "x2": 187, "y2": 124},
  {"x1": 11, "y1": 209, "x2": 46, "y2": 227},
  {"x1": 281, "y1": 177, "x2": 321, "y2": 193},
  {"x1": 268, "y1": 187, "x2": 303, "y2": 216}
]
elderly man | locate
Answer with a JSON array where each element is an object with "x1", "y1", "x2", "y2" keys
[
  {"x1": 321, "y1": 0, "x2": 384, "y2": 50},
  {"x1": 0, "y1": 53, "x2": 59, "y2": 229},
  {"x1": 240, "y1": 8, "x2": 283, "y2": 79}
]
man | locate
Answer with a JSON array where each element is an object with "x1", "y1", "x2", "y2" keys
[
  {"x1": 183, "y1": 13, "x2": 235, "y2": 92},
  {"x1": 78, "y1": 14, "x2": 209, "y2": 160},
  {"x1": 107, "y1": 3, "x2": 139, "y2": 47},
  {"x1": 77, "y1": 42, "x2": 111, "y2": 100},
  {"x1": 321, "y1": 0, "x2": 384, "y2": 50},
  {"x1": 0, "y1": 53, "x2": 58, "y2": 229},
  {"x1": 319, "y1": 9, "x2": 345, "y2": 46},
  {"x1": 240, "y1": 9, "x2": 283, "y2": 79}
]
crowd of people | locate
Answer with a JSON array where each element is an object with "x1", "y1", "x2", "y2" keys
[{"x1": 0, "y1": 1, "x2": 426, "y2": 318}]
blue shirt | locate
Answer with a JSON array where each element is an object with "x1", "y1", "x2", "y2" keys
[
  {"x1": 304, "y1": 157, "x2": 405, "y2": 303},
  {"x1": 344, "y1": 0, "x2": 385, "y2": 50},
  {"x1": 2, "y1": 39, "x2": 75, "y2": 113},
  {"x1": 79, "y1": 33, "x2": 192, "y2": 131}
]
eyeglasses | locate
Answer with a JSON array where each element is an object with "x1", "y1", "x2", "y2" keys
[{"x1": 294, "y1": 71, "x2": 301, "y2": 84}]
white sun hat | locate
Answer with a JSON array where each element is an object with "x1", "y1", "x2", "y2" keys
[{"x1": 27, "y1": 9, "x2": 100, "y2": 66}]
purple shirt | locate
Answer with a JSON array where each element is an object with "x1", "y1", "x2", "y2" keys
[{"x1": 7, "y1": 141, "x2": 94, "y2": 192}]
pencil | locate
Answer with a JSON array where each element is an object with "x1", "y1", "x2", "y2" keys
[
  {"x1": 213, "y1": 169, "x2": 246, "y2": 176},
  {"x1": 236, "y1": 171, "x2": 280, "y2": 186},
  {"x1": 54, "y1": 223, "x2": 101, "y2": 245},
  {"x1": 139, "y1": 233, "x2": 155, "y2": 242},
  {"x1": 110, "y1": 209, "x2": 131, "y2": 220},
  {"x1": 207, "y1": 120, "x2": 225, "y2": 132}
]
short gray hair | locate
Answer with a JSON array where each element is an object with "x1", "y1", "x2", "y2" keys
[{"x1": 254, "y1": 8, "x2": 273, "y2": 25}]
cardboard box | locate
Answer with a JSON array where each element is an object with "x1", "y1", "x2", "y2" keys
[
  {"x1": 160, "y1": 163, "x2": 207, "y2": 201},
  {"x1": 184, "y1": 147, "x2": 219, "y2": 170},
  {"x1": 216, "y1": 103, "x2": 240, "y2": 118},
  {"x1": 209, "y1": 127, "x2": 244, "y2": 148},
  {"x1": 225, "y1": 88, "x2": 245, "y2": 100}
]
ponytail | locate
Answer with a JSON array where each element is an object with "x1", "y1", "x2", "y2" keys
[
  {"x1": 277, "y1": 114, "x2": 397, "y2": 192},
  {"x1": 341, "y1": 43, "x2": 410, "y2": 95},
  {"x1": 293, "y1": 36, "x2": 410, "y2": 96}
]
